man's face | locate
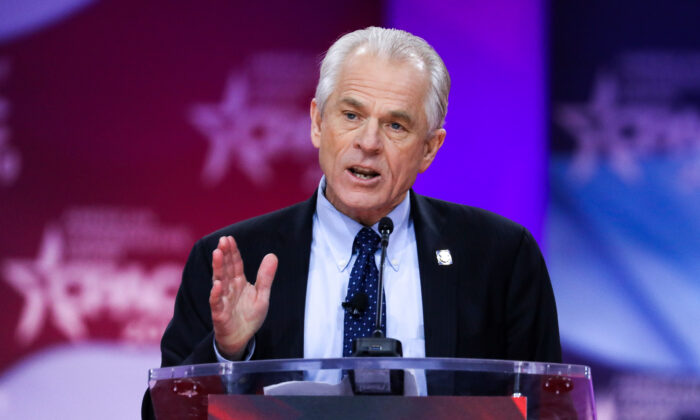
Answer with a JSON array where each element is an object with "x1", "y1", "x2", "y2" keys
[{"x1": 310, "y1": 49, "x2": 446, "y2": 225}]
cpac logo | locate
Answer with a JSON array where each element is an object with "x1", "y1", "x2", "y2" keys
[
  {"x1": 2, "y1": 210, "x2": 189, "y2": 345},
  {"x1": 0, "y1": 58, "x2": 21, "y2": 187},
  {"x1": 556, "y1": 72, "x2": 700, "y2": 190},
  {"x1": 189, "y1": 59, "x2": 319, "y2": 187}
]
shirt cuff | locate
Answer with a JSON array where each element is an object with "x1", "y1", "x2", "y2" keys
[{"x1": 213, "y1": 336, "x2": 256, "y2": 362}]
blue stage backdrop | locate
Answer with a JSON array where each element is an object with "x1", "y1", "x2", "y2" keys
[{"x1": 549, "y1": 1, "x2": 700, "y2": 418}]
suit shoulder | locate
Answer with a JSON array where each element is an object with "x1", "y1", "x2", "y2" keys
[
  {"x1": 414, "y1": 194, "x2": 529, "y2": 241},
  {"x1": 195, "y1": 198, "x2": 313, "y2": 250}
]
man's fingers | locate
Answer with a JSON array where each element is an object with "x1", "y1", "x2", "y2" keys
[
  {"x1": 255, "y1": 253, "x2": 278, "y2": 302},
  {"x1": 220, "y1": 236, "x2": 242, "y2": 281},
  {"x1": 209, "y1": 279, "x2": 225, "y2": 314},
  {"x1": 212, "y1": 246, "x2": 224, "y2": 281},
  {"x1": 214, "y1": 235, "x2": 246, "y2": 283},
  {"x1": 214, "y1": 237, "x2": 236, "y2": 297},
  {"x1": 222, "y1": 236, "x2": 244, "y2": 298},
  {"x1": 227, "y1": 236, "x2": 245, "y2": 279},
  {"x1": 221, "y1": 236, "x2": 235, "y2": 279}
]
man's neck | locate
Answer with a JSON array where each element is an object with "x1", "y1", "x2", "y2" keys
[{"x1": 321, "y1": 182, "x2": 405, "y2": 227}]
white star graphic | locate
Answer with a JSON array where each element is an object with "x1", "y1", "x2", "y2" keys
[
  {"x1": 556, "y1": 73, "x2": 643, "y2": 183},
  {"x1": 3, "y1": 224, "x2": 184, "y2": 345},
  {"x1": 3, "y1": 227, "x2": 88, "y2": 344},
  {"x1": 557, "y1": 71, "x2": 700, "y2": 190},
  {"x1": 188, "y1": 73, "x2": 316, "y2": 187}
]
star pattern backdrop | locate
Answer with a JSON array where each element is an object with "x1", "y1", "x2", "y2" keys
[
  {"x1": 0, "y1": 0, "x2": 552, "y2": 415},
  {"x1": 7, "y1": 1, "x2": 697, "y2": 420}
]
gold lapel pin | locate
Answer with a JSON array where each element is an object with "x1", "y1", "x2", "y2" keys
[{"x1": 436, "y1": 249, "x2": 452, "y2": 266}]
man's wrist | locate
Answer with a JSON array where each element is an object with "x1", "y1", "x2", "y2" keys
[
  {"x1": 215, "y1": 340, "x2": 245, "y2": 360},
  {"x1": 213, "y1": 336, "x2": 255, "y2": 362}
]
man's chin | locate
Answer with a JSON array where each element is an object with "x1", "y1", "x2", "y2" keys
[{"x1": 332, "y1": 196, "x2": 390, "y2": 225}]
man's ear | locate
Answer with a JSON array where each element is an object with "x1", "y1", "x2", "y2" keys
[
  {"x1": 310, "y1": 99, "x2": 322, "y2": 149},
  {"x1": 419, "y1": 128, "x2": 446, "y2": 173}
]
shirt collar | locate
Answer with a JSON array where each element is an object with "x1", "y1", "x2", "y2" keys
[{"x1": 316, "y1": 176, "x2": 410, "y2": 272}]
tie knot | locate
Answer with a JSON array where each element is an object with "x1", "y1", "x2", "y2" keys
[{"x1": 352, "y1": 227, "x2": 381, "y2": 255}]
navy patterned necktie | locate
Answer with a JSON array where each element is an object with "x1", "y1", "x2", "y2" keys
[{"x1": 343, "y1": 227, "x2": 386, "y2": 357}]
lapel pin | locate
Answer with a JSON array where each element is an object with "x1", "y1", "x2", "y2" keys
[{"x1": 436, "y1": 249, "x2": 453, "y2": 266}]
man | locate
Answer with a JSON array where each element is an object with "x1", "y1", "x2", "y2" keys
[{"x1": 143, "y1": 26, "x2": 560, "y2": 417}]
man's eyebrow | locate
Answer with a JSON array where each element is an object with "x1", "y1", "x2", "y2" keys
[
  {"x1": 339, "y1": 97, "x2": 414, "y2": 126},
  {"x1": 339, "y1": 97, "x2": 365, "y2": 109},
  {"x1": 389, "y1": 110, "x2": 414, "y2": 126}
]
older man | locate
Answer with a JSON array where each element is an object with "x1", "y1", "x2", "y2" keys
[{"x1": 144, "y1": 26, "x2": 560, "y2": 417}]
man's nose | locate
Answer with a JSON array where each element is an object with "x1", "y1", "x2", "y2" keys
[{"x1": 354, "y1": 118, "x2": 382, "y2": 153}]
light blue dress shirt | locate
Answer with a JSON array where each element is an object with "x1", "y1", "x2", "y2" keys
[{"x1": 304, "y1": 178, "x2": 426, "y2": 360}]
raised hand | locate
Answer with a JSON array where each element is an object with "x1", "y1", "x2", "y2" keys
[{"x1": 209, "y1": 235, "x2": 278, "y2": 360}]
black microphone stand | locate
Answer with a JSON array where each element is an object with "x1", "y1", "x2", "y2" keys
[{"x1": 350, "y1": 217, "x2": 404, "y2": 395}]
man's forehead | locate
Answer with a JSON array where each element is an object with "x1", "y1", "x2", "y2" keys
[{"x1": 332, "y1": 52, "x2": 429, "y2": 102}]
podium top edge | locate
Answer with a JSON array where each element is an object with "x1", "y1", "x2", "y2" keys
[{"x1": 148, "y1": 357, "x2": 592, "y2": 382}]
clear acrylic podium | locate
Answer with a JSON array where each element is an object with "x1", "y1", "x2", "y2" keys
[{"x1": 149, "y1": 357, "x2": 595, "y2": 419}]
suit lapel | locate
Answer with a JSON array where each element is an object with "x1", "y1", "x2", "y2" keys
[
  {"x1": 265, "y1": 192, "x2": 317, "y2": 359},
  {"x1": 410, "y1": 191, "x2": 457, "y2": 358},
  {"x1": 265, "y1": 190, "x2": 458, "y2": 359}
]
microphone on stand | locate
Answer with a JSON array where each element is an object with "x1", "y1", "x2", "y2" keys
[
  {"x1": 352, "y1": 217, "x2": 403, "y2": 357},
  {"x1": 350, "y1": 217, "x2": 404, "y2": 395},
  {"x1": 373, "y1": 217, "x2": 393, "y2": 337},
  {"x1": 351, "y1": 216, "x2": 402, "y2": 356}
]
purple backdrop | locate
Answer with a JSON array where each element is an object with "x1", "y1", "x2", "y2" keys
[{"x1": 389, "y1": 1, "x2": 547, "y2": 241}]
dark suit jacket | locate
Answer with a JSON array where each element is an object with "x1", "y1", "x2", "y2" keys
[{"x1": 143, "y1": 191, "x2": 561, "y2": 417}]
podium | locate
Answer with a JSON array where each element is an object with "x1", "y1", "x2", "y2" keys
[{"x1": 149, "y1": 357, "x2": 596, "y2": 419}]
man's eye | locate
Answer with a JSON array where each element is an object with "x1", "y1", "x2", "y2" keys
[
  {"x1": 345, "y1": 112, "x2": 357, "y2": 120},
  {"x1": 390, "y1": 122, "x2": 404, "y2": 131}
]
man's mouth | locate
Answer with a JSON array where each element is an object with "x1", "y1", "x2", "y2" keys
[{"x1": 349, "y1": 166, "x2": 380, "y2": 180}]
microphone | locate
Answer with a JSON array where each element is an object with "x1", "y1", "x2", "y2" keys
[
  {"x1": 379, "y1": 217, "x2": 393, "y2": 246},
  {"x1": 350, "y1": 216, "x2": 403, "y2": 396},
  {"x1": 374, "y1": 217, "x2": 393, "y2": 337},
  {"x1": 342, "y1": 291, "x2": 368, "y2": 317},
  {"x1": 351, "y1": 216, "x2": 402, "y2": 357}
]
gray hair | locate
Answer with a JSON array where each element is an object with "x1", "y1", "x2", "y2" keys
[{"x1": 315, "y1": 27, "x2": 450, "y2": 131}]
